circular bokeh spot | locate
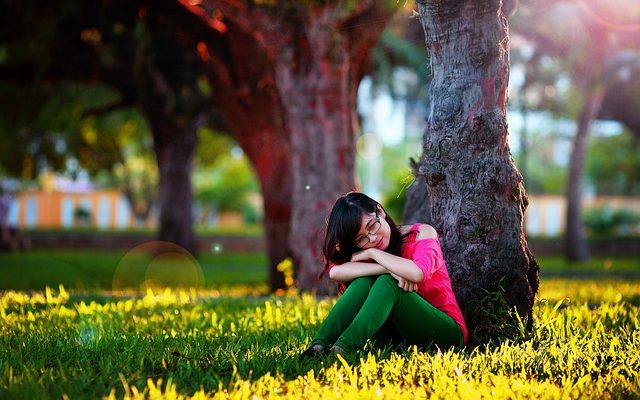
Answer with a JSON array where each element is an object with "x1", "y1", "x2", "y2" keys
[{"x1": 112, "y1": 241, "x2": 204, "y2": 293}]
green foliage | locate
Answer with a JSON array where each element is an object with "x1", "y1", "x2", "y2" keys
[
  {"x1": 512, "y1": 131, "x2": 568, "y2": 195},
  {"x1": 80, "y1": 108, "x2": 153, "y2": 173},
  {"x1": 73, "y1": 204, "x2": 91, "y2": 219},
  {"x1": 242, "y1": 202, "x2": 260, "y2": 224},
  {"x1": 0, "y1": 279, "x2": 638, "y2": 398},
  {"x1": 195, "y1": 127, "x2": 234, "y2": 168},
  {"x1": 521, "y1": 161, "x2": 567, "y2": 195},
  {"x1": 586, "y1": 130, "x2": 640, "y2": 196},
  {"x1": 0, "y1": 81, "x2": 119, "y2": 179},
  {"x1": 512, "y1": 124, "x2": 640, "y2": 197},
  {"x1": 194, "y1": 160, "x2": 256, "y2": 212},
  {"x1": 371, "y1": 29, "x2": 430, "y2": 98},
  {"x1": 583, "y1": 206, "x2": 640, "y2": 237},
  {"x1": 358, "y1": 140, "x2": 417, "y2": 221},
  {"x1": 193, "y1": 136, "x2": 259, "y2": 213},
  {"x1": 72, "y1": 107, "x2": 160, "y2": 222}
]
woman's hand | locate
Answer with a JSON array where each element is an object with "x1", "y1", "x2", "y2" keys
[
  {"x1": 357, "y1": 248, "x2": 424, "y2": 283},
  {"x1": 350, "y1": 249, "x2": 373, "y2": 263},
  {"x1": 390, "y1": 272, "x2": 418, "y2": 292},
  {"x1": 328, "y1": 261, "x2": 388, "y2": 282},
  {"x1": 349, "y1": 247, "x2": 417, "y2": 290}
]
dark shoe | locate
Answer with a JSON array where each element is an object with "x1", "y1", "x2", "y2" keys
[{"x1": 299, "y1": 344, "x2": 328, "y2": 360}]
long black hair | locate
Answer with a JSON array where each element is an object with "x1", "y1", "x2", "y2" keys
[{"x1": 322, "y1": 192, "x2": 404, "y2": 272}]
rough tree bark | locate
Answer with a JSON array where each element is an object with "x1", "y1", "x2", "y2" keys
[
  {"x1": 188, "y1": 1, "x2": 397, "y2": 293},
  {"x1": 412, "y1": 0, "x2": 540, "y2": 342},
  {"x1": 195, "y1": 21, "x2": 292, "y2": 290},
  {"x1": 564, "y1": 85, "x2": 605, "y2": 261},
  {"x1": 276, "y1": 3, "x2": 398, "y2": 294}
]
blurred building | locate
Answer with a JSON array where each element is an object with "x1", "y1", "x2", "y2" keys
[
  {"x1": 7, "y1": 173, "x2": 150, "y2": 230},
  {"x1": 7, "y1": 172, "x2": 255, "y2": 230},
  {"x1": 11, "y1": 186, "x2": 638, "y2": 237},
  {"x1": 526, "y1": 195, "x2": 640, "y2": 237},
  {"x1": 4, "y1": 169, "x2": 638, "y2": 235}
]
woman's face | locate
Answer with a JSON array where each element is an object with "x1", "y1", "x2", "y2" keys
[{"x1": 354, "y1": 206, "x2": 390, "y2": 251}]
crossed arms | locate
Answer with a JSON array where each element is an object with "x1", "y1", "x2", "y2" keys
[{"x1": 328, "y1": 248, "x2": 424, "y2": 292}]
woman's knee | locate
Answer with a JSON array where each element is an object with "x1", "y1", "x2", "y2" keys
[
  {"x1": 374, "y1": 274, "x2": 398, "y2": 287},
  {"x1": 369, "y1": 274, "x2": 402, "y2": 302},
  {"x1": 345, "y1": 276, "x2": 377, "y2": 292},
  {"x1": 371, "y1": 274, "x2": 406, "y2": 295}
]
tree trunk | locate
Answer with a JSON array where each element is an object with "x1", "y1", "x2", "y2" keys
[
  {"x1": 275, "y1": 26, "x2": 356, "y2": 294},
  {"x1": 236, "y1": 129, "x2": 292, "y2": 292},
  {"x1": 193, "y1": 1, "x2": 395, "y2": 293},
  {"x1": 273, "y1": 6, "x2": 392, "y2": 294},
  {"x1": 134, "y1": 6, "x2": 210, "y2": 256},
  {"x1": 150, "y1": 121, "x2": 199, "y2": 255},
  {"x1": 413, "y1": 0, "x2": 539, "y2": 342},
  {"x1": 193, "y1": 17, "x2": 292, "y2": 290},
  {"x1": 564, "y1": 85, "x2": 605, "y2": 261}
]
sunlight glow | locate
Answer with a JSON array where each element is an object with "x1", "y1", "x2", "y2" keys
[{"x1": 575, "y1": 0, "x2": 640, "y2": 31}]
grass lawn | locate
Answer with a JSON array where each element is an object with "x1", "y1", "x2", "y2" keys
[
  {"x1": 538, "y1": 255, "x2": 640, "y2": 278},
  {"x1": 0, "y1": 250, "x2": 268, "y2": 291},
  {"x1": 0, "y1": 251, "x2": 639, "y2": 398},
  {"x1": 0, "y1": 250, "x2": 638, "y2": 291},
  {"x1": 1, "y1": 278, "x2": 638, "y2": 399}
]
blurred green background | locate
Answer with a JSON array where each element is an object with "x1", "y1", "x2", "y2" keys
[{"x1": 0, "y1": 0, "x2": 638, "y2": 292}]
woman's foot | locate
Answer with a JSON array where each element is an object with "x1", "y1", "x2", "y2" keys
[{"x1": 298, "y1": 344, "x2": 328, "y2": 360}]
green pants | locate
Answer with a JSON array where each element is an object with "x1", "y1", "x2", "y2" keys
[{"x1": 311, "y1": 275, "x2": 463, "y2": 352}]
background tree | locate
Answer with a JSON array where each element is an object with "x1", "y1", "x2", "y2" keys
[
  {"x1": 78, "y1": 109, "x2": 159, "y2": 226},
  {"x1": 183, "y1": 0, "x2": 401, "y2": 293},
  {"x1": 410, "y1": 0, "x2": 539, "y2": 342},
  {"x1": 1, "y1": 0, "x2": 215, "y2": 254},
  {"x1": 511, "y1": 0, "x2": 640, "y2": 261},
  {"x1": 176, "y1": 0, "x2": 293, "y2": 290},
  {"x1": 2, "y1": 0, "x2": 402, "y2": 292}
]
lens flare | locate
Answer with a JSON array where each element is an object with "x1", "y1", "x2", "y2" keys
[
  {"x1": 112, "y1": 241, "x2": 204, "y2": 294},
  {"x1": 211, "y1": 243, "x2": 224, "y2": 254},
  {"x1": 575, "y1": 0, "x2": 640, "y2": 32}
]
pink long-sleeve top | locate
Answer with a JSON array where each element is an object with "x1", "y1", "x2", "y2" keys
[{"x1": 402, "y1": 223, "x2": 468, "y2": 343}]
